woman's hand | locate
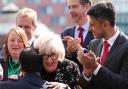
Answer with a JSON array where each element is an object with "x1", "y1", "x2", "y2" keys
[
  {"x1": 46, "y1": 82, "x2": 71, "y2": 89},
  {"x1": 8, "y1": 74, "x2": 19, "y2": 80}
]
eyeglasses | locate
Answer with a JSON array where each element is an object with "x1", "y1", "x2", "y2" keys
[{"x1": 42, "y1": 53, "x2": 58, "y2": 60}]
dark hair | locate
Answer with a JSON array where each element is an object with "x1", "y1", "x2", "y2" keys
[
  {"x1": 80, "y1": 0, "x2": 92, "y2": 6},
  {"x1": 19, "y1": 47, "x2": 42, "y2": 73},
  {"x1": 87, "y1": 2, "x2": 116, "y2": 27}
]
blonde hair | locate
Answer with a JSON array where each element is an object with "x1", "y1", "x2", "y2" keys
[
  {"x1": 4, "y1": 26, "x2": 29, "y2": 60},
  {"x1": 34, "y1": 32, "x2": 65, "y2": 61},
  {"x1": 16, "y1": 8, "x2": 37, "y2": 25}
]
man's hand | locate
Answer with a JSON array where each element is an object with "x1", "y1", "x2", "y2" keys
[
  {"x1": 63, "y1": 36, "x2": 81, "y2": 54},
  {"x1": 77, "y1": 50, "x2": 98, "y2": 77}
]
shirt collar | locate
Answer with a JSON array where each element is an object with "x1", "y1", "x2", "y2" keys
[
  {"x1": 104, "y1": 27, "x2": 120, "y2": 47},
  {"x1": 75, "y1": 22, "x2": 89, "y2": 31},
  {"x1": 29, "y1": 36, "x2": 35, "y2": 45}
]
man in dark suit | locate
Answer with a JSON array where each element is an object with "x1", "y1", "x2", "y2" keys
[
  {"x1": 77, "y1": 1, "x2": 128, "y2": 89},
  {"x1": 61, "y1": 0, "x2": 94, "y2": 72},
  {"x1": 0, "y1": 47, "x2": 48, "y2": 89}
]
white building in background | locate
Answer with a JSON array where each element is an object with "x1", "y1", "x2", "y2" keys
[
  {"x1": 0, "y1": 3, "x2": 49, "y2": 57},
  {"x1": 0, "y1": 3, "x2": 49, "y2": 35},
  {"x1": 93, "y1": 0, "x2": 128, "y2": 35},
  {"x1": 112, "y1": 0, "x2": 128, "y2": 34}
]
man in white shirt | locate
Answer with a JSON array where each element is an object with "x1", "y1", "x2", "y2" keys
[{"x1": 16, "y1": 8, "x2": 37, "y2": 46}]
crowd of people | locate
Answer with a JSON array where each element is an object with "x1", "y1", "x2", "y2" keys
[{"x1": 0, "y1": 0, "x2": 128, "y2": 89}]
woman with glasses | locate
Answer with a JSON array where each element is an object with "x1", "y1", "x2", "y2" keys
[{"x1": 33, "y1": 32, "x2": 80, "y2": 89}]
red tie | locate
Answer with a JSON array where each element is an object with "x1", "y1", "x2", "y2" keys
[
  {"x1": 78, "y1": 27, "x2": 83, "y2": 45},
  {"x1": 100, "y1": 41, "x2": 109, "y2": 65}
]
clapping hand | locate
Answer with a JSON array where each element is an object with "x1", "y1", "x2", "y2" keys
[
  {"x1": 63, "y1": 36, "x2": 81, "y2": 54},
  {"x1": 77, "y1": 50, "x2": 99, "y2": 77}
]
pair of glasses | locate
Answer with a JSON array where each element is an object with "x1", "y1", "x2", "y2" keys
[{"x1": 42, "y1": 53, "x2": 58, "y2": 60}]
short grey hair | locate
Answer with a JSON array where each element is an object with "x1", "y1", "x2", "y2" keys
[{"x1": 34, "y1": 32, "x2": 65, "y2": 61}]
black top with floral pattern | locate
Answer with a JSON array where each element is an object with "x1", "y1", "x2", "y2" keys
[{"x1": 41, "y1": 59, "x2": 80, "y2": 89}]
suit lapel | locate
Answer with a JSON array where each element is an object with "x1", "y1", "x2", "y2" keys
[
  {"x1": 69, "y1": 26, "x2": 76, "y2": 37},
  {"x1": 90, "y1": 39, "x2": 103, "y2": 57},
  {"x1": 96, "y1": 40, "x2": 103, "y2": 57},
  {"x1": 83, "y1": 31, "x2": 94, "y2": 48}
]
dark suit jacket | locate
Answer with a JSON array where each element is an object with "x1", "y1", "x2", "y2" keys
[
  {"x1": 61, "y1": 26, "x2": 94, "y2": 72},
  {"x1": 0, "y1": 73, "x2": 48, "y2": 89},
  {"x1": 0, "y1": 57, "x2": 8, "y2": 81},
  {"x1": 79, "y1": 32, "x2": 128, "y2": 89}
]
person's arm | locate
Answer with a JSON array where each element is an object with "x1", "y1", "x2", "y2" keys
[
  {"x1": 77, "y1": 50, "x2": 98, "y2": 88},
  {"x1": 78, "y1": 47, "x2": 128, "y2": 89}
]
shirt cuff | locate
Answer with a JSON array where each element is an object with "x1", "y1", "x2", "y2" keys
[
  {"x1": 93, "y1": 63, "x2": 101, "y2": 75},
  {"x1": 83, "y1": 72, "x2": 92, "y2": 82}
]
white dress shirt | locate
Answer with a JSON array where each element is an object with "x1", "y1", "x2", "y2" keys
[{"x1": 74, "y1": 22, "x2": 90, "y2": 41}]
